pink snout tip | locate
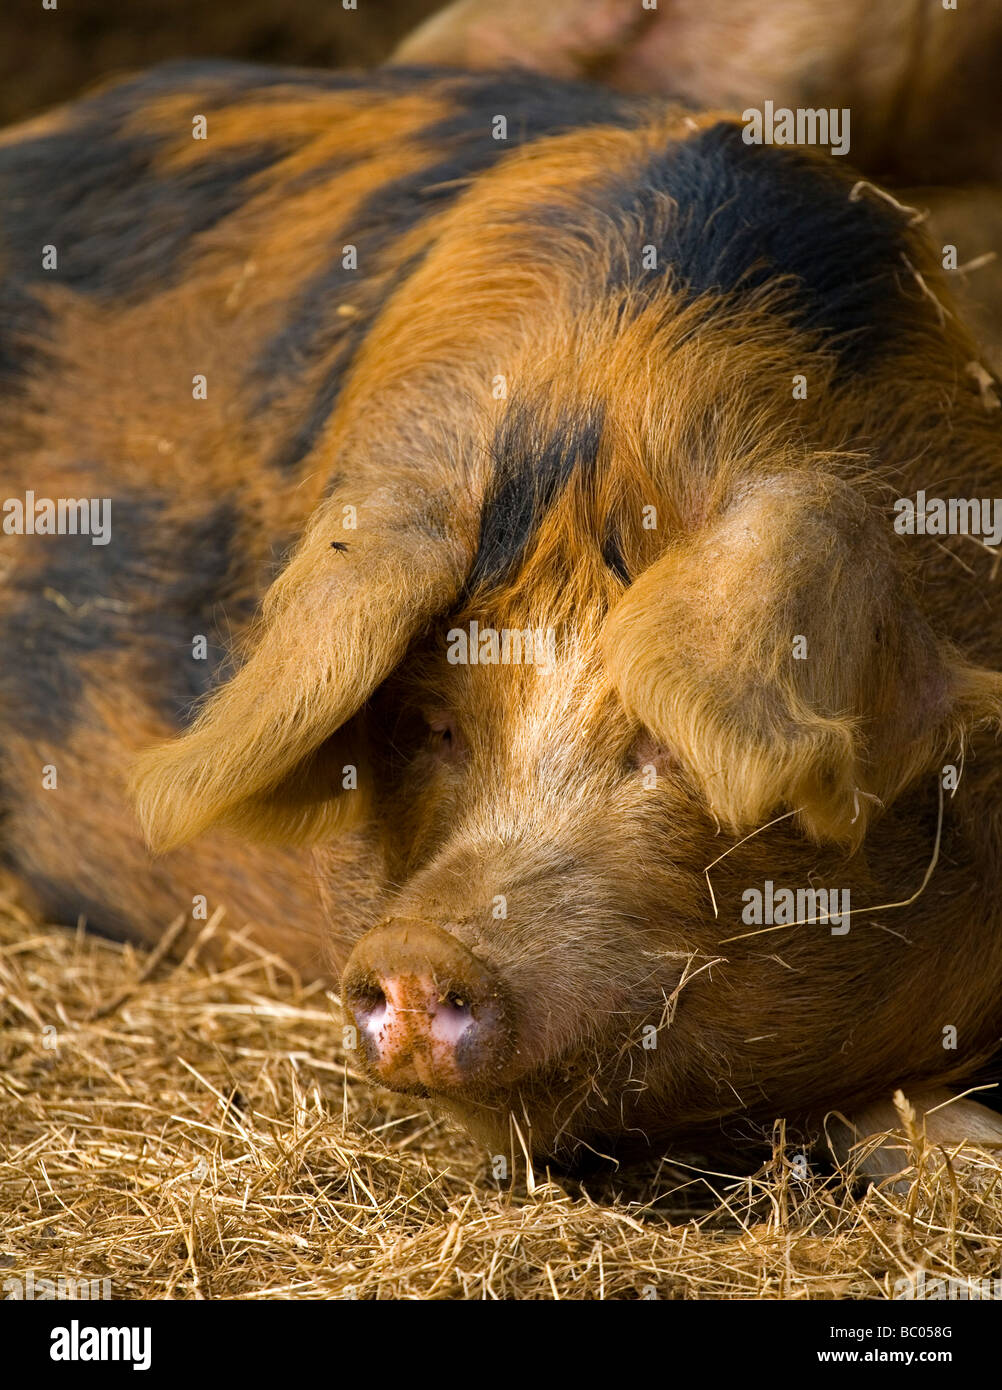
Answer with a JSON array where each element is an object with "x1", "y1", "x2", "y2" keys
[{"x1": 342, "y1": 920, "x2": 511, "y2": 1094}]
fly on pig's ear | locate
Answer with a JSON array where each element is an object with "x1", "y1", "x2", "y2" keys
[
  {"x1": 130, "y1": 486, "x2": 470, "y2": 851},
  {"x1": 601, "y1": 470, "x2": 1002, "y2": 849}
]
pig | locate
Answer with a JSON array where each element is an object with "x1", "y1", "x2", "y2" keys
[
  {"x1": 395, "y1": 0, "x2": 1002, "y2": 184},
  {"x1": 3, "y1": 60, "x2": 1002, "y2": 1173}
]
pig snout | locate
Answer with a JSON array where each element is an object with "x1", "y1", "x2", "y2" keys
[{"x1": 342, "y1": 921, "x2": 512, "y2": 1094}]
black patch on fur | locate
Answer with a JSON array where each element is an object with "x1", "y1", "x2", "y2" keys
[
  {"x1": 259, "y1": 252, "x2": 427, "y2": 475},
  {"x1": 250, "y1": 69, "x2": 642, "y2": 471},
  {"x1": 416, "y1": 68, "x2": 641, "y2": 146},
  {"x1": 467, "y1": 405, "x2": 605, "y2": 593},
  {"x1": 539, "y1": 122, "x2": 929, "y2": 373},
  {"x1": 0, "y1": 138, "x2": 280, "y2": 388},
  {"x1": 0, "y1": 61, "x2": 352, "y2": 386},
  {"x1": 601, "y1": 526, "x2": 631, "y2": 584},
  {"x1": 640, "y1": 124, "x2": 927, "y2": 369},
  {"x1": 1, "y1": 136, "x2": 277, "y2": 298},
  {"x1": 0, "y1": 495, "x2": 247, "y2": 741}
]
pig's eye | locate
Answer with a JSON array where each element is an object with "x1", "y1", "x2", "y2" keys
[{"x1": 423, "y1": 712, "x2": 464, "y2": 758}]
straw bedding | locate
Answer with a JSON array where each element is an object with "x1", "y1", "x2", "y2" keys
[{"x1": 2, "y1": 887, "x2": 1000, "y2": 1301}]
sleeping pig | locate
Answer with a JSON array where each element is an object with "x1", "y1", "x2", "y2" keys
[{"x1": 3, "y1": 60, "x2": 1002, "y2": 1170}]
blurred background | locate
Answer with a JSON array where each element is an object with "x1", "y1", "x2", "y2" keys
[{"x1": 2, "y1": 0, "x2": 441, "y2": 125}]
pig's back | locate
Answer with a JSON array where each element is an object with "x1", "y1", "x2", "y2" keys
[{"x1": 0, "y1": 62, "x2": 648, "y2": 740}]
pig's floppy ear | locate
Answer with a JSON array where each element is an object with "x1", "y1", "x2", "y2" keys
[
  {"x1": 131, "y1": 488, "x2": 469, "y2": 851},
  {"x1": 602, "y1": 472, "x2": 1002, "y2": 848}
]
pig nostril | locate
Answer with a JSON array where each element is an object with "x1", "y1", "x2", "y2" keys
[
  {"x1": 351, "y1": 982, "x2": 388, "y2": 1033},
  {"x1": 342, "y1": 922, "x2": 510, "y2": 1091},
  {"x1": 433, "y1": 990, "x2": 475, "y2": 1044}
]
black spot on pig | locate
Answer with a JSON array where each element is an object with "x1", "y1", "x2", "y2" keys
[
  {"x1": 615, "y1": 123, "x2": 930, "y2": 373},
  {"x1": 468, "y1": 403, "x2": 606, "y2": 593},
  {"x1": 252, "y1": 70, "x2": 642, "y2": 471},
  {"x1": 1, "y1": 494, "x2": 247, "y2": 741}
]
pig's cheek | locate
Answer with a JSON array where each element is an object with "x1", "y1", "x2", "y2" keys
[
  {"x1": 630, "y1": 733, "x2": 685, "y2": 781},
  {"x1": 394, "y1": 764, "x2": 466, "y2": 867}
]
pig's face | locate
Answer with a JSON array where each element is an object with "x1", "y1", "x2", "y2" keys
[
  {"x1": 323, "y1": 453, "x2": 1002, "y2": 1165},
  {"x1": 335, "y1": 596, "x2": 714, "y2": 1161}
]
